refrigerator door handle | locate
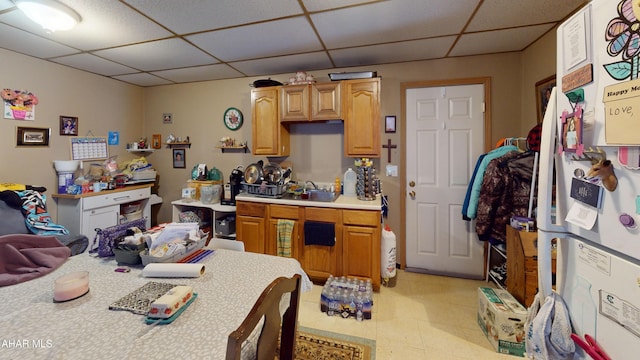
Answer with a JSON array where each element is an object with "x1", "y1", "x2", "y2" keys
[{"x1": 537, "y1": 87, "x2": 567, "y2": 233}]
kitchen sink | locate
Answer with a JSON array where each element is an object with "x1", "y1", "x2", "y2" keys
[
  {"x1": 283, "y1": 189, "x2": 338, "y2": 202},
  {"x1": 307, "y1": 190, "x2": 338, "y2": 202}
]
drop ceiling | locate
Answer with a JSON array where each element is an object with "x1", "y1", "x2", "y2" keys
[{"x1": 0, "y1": 0, "x2": 587, "y2": 87}]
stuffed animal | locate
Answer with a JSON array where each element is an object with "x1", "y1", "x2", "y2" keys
[{"x1": 587, "y1": 159, "x2": 618, "y2": 192}]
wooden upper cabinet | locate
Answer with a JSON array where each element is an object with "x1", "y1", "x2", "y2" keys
[
  {"x1": 311, "y1": 82, "x2": 341, "y2": 120},
  {"x1": 281, "y1": 82, "x2": 341, "y2": 122},
  {"x1": 281, "y1": 85, "x2": 309, "y2": 121},
  {"x1": 251, "y1": 87, "x2": 290, "y2": 156},
  {"x1": 343, "y1": 78, "x2": 380, "y2": 158}
]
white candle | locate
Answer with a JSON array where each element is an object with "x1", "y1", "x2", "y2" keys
[{"x1": 54, "y1": 271, "x2": 89, "y2": 302}]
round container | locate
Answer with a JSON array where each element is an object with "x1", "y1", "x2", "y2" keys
[{"x1": 54, "y1": 271, "x2": 89, "y2": 302}]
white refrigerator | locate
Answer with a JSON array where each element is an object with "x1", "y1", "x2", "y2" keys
[{"x1": 537, "y1": 1, "x2": 640, "y2": 359}]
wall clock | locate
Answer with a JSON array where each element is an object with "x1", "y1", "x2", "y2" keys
[{"x1": 224, "y1": 107, "x2": 243, "y2": 130}]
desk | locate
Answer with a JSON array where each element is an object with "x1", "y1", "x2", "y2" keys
[{"x1": 1, "y1": 250, "x2": 312, "y2": 359}]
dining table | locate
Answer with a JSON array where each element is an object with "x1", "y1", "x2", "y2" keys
[{"x1": 0, "y1": 248, "x2": 312, "y2": 359}]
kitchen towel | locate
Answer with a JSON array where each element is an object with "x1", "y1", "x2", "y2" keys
[
  {"x1": 276, "y1": 219, "x2": 294, "y2": 257},
  {"x1": 304, "y1": 221, "x2": 335, "y2": 246},
  {"x1": 142, "y1": 263, "x2": 205, "y2": 278}
]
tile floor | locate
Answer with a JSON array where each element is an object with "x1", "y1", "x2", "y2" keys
[{"x1": 298, "y1": 270, "x2": 515, "y2": 359}]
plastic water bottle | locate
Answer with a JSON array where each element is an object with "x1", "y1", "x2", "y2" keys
[
  {"x1": 327, "y1": 289, "x2": 337, "y2": 316},
  {"x1": 343, "y1": 168, "x2": 356, "y2": 197},
  {"x1": 356, "y1": 292, "x2": 364, "y2": 321}
]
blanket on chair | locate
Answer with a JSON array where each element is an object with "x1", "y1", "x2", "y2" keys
[
  {"x1": 17, "y1": 190, "x2": 69, "y2": 236},
  {"x1": 0, "y1": 234, "x2": 70, "y2": 287}
]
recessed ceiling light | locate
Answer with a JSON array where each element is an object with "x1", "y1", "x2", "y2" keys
[{"x1": 14, "y1": 0, "x2": 81, "y2": 32}]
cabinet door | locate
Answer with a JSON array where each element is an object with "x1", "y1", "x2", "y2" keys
[
  {"x1": 311, "y1": 82, "x2": 341, "y2": 120},
  {"x1": 84, "y1": 205, "x2": 120, "y2": 240},
  {"x1": 236, "y1": 215, "x2": 265, "y2": 254},
  {"x1": 301, "y1": 207, "x2": 342, "y2": 281},
  {"x1": 251, "y1": 87, "x2": 290, "y2": 156},
  {"x1": 343, "y1": 225, "x2": 378, "y2": 281},
  {"x1": 343, "y1": 78, "x2": 380, "y2": 157},
  {"x1": 281, "y1": 85, "x2": 309, "y2": 121}
]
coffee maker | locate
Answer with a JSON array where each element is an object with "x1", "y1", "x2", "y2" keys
[{"x1": 222, "y1": 166, "x2": 244, "y2": 205}]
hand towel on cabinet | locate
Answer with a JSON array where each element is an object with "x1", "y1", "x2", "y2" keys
[
  {"x1": 276, "y1": 219, "x2": 294, "y2": 257},
  {"x1": 303, "y1": 221, "x2": 335, "y2": 246}
]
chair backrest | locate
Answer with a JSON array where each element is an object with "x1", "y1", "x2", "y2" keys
[
  {"x1": 226, "y1": 274, "x2": 301, "y2": 360},
  {"x1": 209, "y1": 238, "x2": 245, "y2": 251}
]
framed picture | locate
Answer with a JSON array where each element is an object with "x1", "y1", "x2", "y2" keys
[
  {"x1": 561, "y1": 108, "x2": 583, "y2": 153},
  {"x1": 535, "y1": 75, "x2": 556, "y2": 123},
  {"x1": 152, "y1": 134, "x2": 162, "y2": 149},
  {"x1": 163, "y1": 113, "x2": 172, "y2": 124},
  {"x1": 173, "y1": 149, "x2": 185, "y2": 168},
  {"x1": 60, "y1": 116, "x2": 78, "y2": 136},
  {"x1": 17, "y1": 126, "x2": 50, "y2": 146},
  {"x1": 385, "y1": 115, "x2": 396, "y2": 133}
]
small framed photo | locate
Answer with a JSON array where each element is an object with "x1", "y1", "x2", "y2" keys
[
  {"x1": 152, "y1": 134, "x2": 162, "y2": 149},
  {"x1": 17, "y1": 126, "x2": 50, "y2": 146},
  {"x1": 60, "y1": 116, "x2": 78, "y2": 136},
  {"x1": 163, "y1": 113, "x2": 173, "y2": 124},
  {"x1": 173, "y1": 149, "x2": 185, "y2": 168},
  {"x1": 385, "y1": 115, "x2": 396, "y2": 133},
  {"x1": 561, "y1": 108, "x2": 583, "y2": 153},
  {"x1": 535, "y1": 75, "x2": 556, "y2": 124}
]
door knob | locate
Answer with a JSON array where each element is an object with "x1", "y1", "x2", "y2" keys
[
  {"x1": 409, "y1": 190, "x2": 416, "y2": 198},
  {"x1": 409, "y1": 181, "x2": 415, "y2": 187}
]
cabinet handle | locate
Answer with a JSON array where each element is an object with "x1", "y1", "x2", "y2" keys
[{"x1": 113, "y1": 196, "x2": 131, "y2": 201}]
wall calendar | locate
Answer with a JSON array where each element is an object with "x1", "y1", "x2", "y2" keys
[{"x1": 70, "y1": 137, "x2": 109, "y2": 161}]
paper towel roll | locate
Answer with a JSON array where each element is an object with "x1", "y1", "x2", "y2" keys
[{"x1": 142, "y1": 263, "x2": 205, "y2": 278}]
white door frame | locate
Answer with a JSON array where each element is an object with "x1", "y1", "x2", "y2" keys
[{"x1": 398, "y1": 77, "x2": 492, "y2": 269}]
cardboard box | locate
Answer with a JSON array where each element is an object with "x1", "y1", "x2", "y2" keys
[{"x1": 477, "y1": 287, "x2": 527, "y2": 357}]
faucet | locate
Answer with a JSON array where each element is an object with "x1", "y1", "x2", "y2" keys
[{"x1": 304, "y1": 180, "x2": 318, "y2": 191}]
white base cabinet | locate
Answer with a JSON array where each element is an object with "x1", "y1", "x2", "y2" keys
[{"x1": 54, "y1": 185, "x2": 152, "y2": 240}]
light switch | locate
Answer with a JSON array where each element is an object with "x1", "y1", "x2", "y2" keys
[{"x1": 386, "y1": 164, "x2": 398, "y2": 177}]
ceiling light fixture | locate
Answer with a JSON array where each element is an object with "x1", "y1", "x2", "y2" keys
[{"x1": 14, "y1": 0, "x2": 81, "y2": 32}]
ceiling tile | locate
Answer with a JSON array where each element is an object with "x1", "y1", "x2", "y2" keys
[
  {"x1": 111, "y1": 73, "x2": 173, "y2": 87},
  {"x1": 466, "y1": 0, "x2": 587, "y2": 32},
  {"x1": 93, "y1": 38, "x2": 217, "y2": 71},
  {"x1": 311, "y1": 0, "x2": 478, "y2": 49},
  {"x1": 0, "y1": 23, "x2": 79, "y2": 58},
  {"x1": 450, "y1": 24, "x2": 554, "y2": 57},
  {"x1": 301, "y1": 0, "x2": 378, "y2": 12},
  {"x1": 0, "y1": 1, "x2": 172, "y2": 51},
  {"x1": 151, "y1": 64, "x2": 245, "y2": 83},
  {"x1": 187, "y1": 17, "x2": 322, "y2": 62},
  {"x1": 231, "y1": 52, "x2": 333, "y2": 77},
  {"x1": 123, "y1": 0, "x2": 303, "y2": 34},
  {"x1": 50, "y1": 53, "x2": 137, "y2": 76},
  {"x1": 0, "y1": 0, "x2": 14, "y2": 11},
  {"x1": 331, "y1": 36, "x2": 457, "y2": 67}
]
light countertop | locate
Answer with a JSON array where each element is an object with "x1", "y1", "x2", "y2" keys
[{"x1": 235, "y1": 193, "x2": 381, "y2": 211}]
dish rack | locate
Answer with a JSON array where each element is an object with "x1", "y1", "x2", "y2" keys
[{"x1": 241, "y1": 182, "x2": 287, "y2": 198}]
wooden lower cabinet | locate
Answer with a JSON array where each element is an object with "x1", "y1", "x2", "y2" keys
[
  {"x1": 300, "y1": 207, "x2": 342, "y2": 283},
  {"x1": 266, "y1": 204, "x2": 303, "y2": 257},
  {"x1": 235, "y1": 200, "x2": 381, "y2": 290},
  {"x1": 236, "y1": 202, "x2": 267, "y2": 254},
  {"x1": 343, "y1": 210, "x2": 381, "y2": 291}
]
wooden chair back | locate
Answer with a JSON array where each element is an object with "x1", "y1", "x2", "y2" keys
[{"x1": 225, "y1": 274, "x2": 301, "y2": 360}]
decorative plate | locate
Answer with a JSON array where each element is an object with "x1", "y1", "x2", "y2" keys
[{"x1": 224, "y1": 107, "x2": 243, "y2": 131}]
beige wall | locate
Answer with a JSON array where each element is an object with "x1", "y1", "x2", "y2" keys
[
  {"x1": 521, "y1": 29, "x2": 557, "y2": 134},
  {"x1": 1, "y1": 33, "x2": 556, "y2": 238},
  {"x1": 0, "y1": 48, "x2": 143, "y2": 219}
]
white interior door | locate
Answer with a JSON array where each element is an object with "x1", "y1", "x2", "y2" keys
[{"x1": 405, "y1": 84, "x2": 485, "y2": 278}]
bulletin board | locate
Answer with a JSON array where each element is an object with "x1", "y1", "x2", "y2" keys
[{"x1": 70, "y1": 137, "x2": 109, "y2": 161}]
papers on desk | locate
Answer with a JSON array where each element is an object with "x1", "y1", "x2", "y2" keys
[{"x1": 146, "y1": 222, "x2": 201, "y2": 257}]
